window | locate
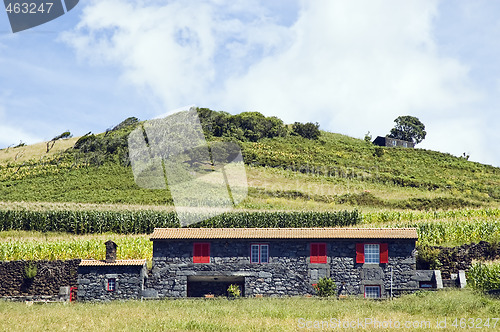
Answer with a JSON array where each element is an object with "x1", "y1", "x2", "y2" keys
[
  {"x1": 107, "y1": 278, "x2": 116, "y2": 292},
  {"x1": 251, "y1": 244, "x2": 269, "y2": 263},
  {"x1": 392, "y1": 140, "x2": 397, "y2": 147},
  {"x1": 310, "y1": 243, "x2": 327, "y2": 264},
  {"x1": 193, "y1": 243, "x2": 210, "y2": 263},
  {"x1": 364, "y1": 285, "x2": 381, "y2": 298},
  {"x1": 365, "y1": 244, "x2": 380, "y2": 264},
  {"x1": 403, "y1": 142, "x2": 408, "y2": 147},
  {"x1": 356, "y1": 243, "x2": 388, "y2": 264}
]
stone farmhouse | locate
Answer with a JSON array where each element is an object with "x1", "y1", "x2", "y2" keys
[
  {"x1": 373, "y1": 136, "x2": 415, "y2": 148},
  {"x1": 78, "y1": 227, "x2": 430, "y2": 300}
]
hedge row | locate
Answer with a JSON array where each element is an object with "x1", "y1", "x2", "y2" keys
[{"x1": 0, "y1": 209, "x2": 361, "y2": 234}]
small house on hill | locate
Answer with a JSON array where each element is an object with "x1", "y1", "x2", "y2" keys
[{"x1": 373, "y1": 136, "x2": 414, "y2": 148}]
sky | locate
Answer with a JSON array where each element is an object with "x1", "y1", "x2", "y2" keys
[{"x1": 0, "y1": 0, "x2": 499, "y2": 167}]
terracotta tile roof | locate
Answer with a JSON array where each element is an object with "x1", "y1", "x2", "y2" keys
[
  {"x1": 79, "y1": 259, "x2": 147, "y2": 267},
  {"x1": 150, "y1": 228, "x2": 418, "y2": 240}
]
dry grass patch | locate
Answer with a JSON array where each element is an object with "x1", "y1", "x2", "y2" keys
[{"x1": 0, "y1": 138, "x2": 79, "y2": 165}]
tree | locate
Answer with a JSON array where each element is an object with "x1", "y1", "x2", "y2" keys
[
  {"x1": 46, "y1": 131, "x2": 72, "y2": 152},
  {"x1": 389, "y1": 115, "x2": 426, "y2": 144},
  {"x1": 292, "y1": 122, "x2": 321, "y2": 140}
]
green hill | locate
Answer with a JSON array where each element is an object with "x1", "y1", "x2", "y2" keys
[{"x1": 0, "y1": 109, "x2": 499, "y2": 212}]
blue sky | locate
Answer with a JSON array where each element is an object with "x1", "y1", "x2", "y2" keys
[{"x1": 0, "y1": 0, "x2": 499, "y2": 167}]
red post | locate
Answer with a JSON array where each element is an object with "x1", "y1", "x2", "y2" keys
[{"x1": 70, "y1": 287, "x2": 78, "y2": 302}]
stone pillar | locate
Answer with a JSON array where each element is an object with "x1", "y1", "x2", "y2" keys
[
  {"x1": 434, "y1": 270, "x2": 443, "y2": 289},
  {"x1": 105, "y1": 240, "x2": 118, "y2": 263},
  {"x1": 458, "y1": 270, "x2": 467, "y2": 288}
]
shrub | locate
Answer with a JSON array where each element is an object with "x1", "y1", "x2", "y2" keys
[
  {"x1": 24, "y1": 262, "x2": 37, "y2": 279},
  {"x1": 196, "y1": 108, "x2": 288, "y2": 141},
  {"x1": 227, "y1": 284, "x2": 241, "y2": 297},
  {"x1": 313, "y1": 277, "x2": 336, "y2": 297},
  {"x1": 373, "y1": 146, "x2": 384, "y2": 157},
  {"x1": 291, "y1": 122, "x2": 321, "y2": 140},
  {"x1": 364, "y1": 132, "x2": 372, "y2": 143},
  {"x1": 416, "y1": 246, "x2": 442, "y2": 270}
]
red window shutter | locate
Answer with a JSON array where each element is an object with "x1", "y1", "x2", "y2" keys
[
  {"x1": 193, "y1": 243, "x2": 201, "y2": 263},
  {"x1": 379, "y1": 243, "x2": 388, "y2": 263},
  {"x1": 310, "y1": 243, "x2": 327, "y2": 263},
  {"x1": 310, "y1": 243, "x2": 318, "y2": 263},
  {"x1": 193, "y1": 243, "x2": 210, "y2": 263},
  {"x1": 356, "y1": 243, "x2": 365, "y2": 263},
  {"x1": 202, "y1": 243, "x2": 210, "y2": 263},
  {"x1": 318, "y1": 243, "x2": 327, "y2": 263}
]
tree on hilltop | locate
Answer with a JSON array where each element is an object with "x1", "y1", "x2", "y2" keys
[{"x1": 389, "y1": 115, "x2": 426, "y2": 144}]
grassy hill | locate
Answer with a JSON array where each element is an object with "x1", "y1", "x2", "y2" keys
[
  {"x1": 0, "y1": 111, "x2": 500, "y2": 258},
  {"x1": 0, "y1": 112, "x2": 499, "y2": 212}
]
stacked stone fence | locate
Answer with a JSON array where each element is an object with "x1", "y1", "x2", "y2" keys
[
  {"x1": 417, "y1": 241, "x2": 499, "y2": 279},
  {"x1": 0, "y1": 260, "x2": 80, "y2": 298}
]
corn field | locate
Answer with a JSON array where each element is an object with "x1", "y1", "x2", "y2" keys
[
  {"x1": 0, "y1": 207, "x2": 498, "y2": 260},
  {"x1": 363, "y1": 208, "x2": 500, "y2": 247},
  {"x1": 363, "y1": 208, "x2": 500, "y2": 224},
  {"x1": 0, "y1": 209, "x2": 361, "y2": 234},
  {"x1": 413, "y1": 220, "x2": 500, "y2": 246},
  {"x1": 466, "y1": 261, "x2": 500, "y2": 291},
  {"x1": 0, "y1": 235, "x2": 151, "y2": 261}
]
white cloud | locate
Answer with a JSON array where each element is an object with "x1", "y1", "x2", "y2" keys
[
  {"x1": 0, "y1": 113, "x2": 42, "y2": 148},
  {"x1": 0, "y1": 125, "x2": 41, "y2": 148},
  {"x1": 0, "y1": 91, "x2": 42, "y2": 147},
  {"x1": 62, "y1": 0, "x2": 291, "y2": 110},
  {"x1": 222, "y1": 1, "x2": 479, "y2": 131},
  {"x1": 62, "y1": 0, "x2": 497, "y2": 166}
]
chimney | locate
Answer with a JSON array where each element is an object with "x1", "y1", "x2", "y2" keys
[{"x1": 105, "y1": 240, "x2": 118, "y2": 263}]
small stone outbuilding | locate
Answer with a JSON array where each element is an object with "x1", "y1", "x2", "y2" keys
[
  {"x1": 373, "y1": 136, "x2": 415, "y2": 148},
  {"x1": 77, "y1": 258, "x2": 147, "y2": 301}
]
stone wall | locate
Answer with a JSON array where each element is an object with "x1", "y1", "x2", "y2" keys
[
  {"x1": 0, "y1": 260, "x2": 80, "y2": 297},
  {"x1": 331, "y1": 241, "x2": 416, "y2": 296},
  {"x1": 77, "y1": 264, "x2": 147, "y2": 302},
  {"x1": 148, "y1": 239, "x2": 416, "y2": 298},
  {"x1": 417, "y1": 241, "x2": 500, "y2": 279}
]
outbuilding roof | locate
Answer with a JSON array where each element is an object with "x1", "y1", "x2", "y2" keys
[
  {"x1": 150, "y1": 228, "x2": 418, "y2": 240},
  {"x1": 79, "y1": 259, "x2": 147, "y2": 267}
]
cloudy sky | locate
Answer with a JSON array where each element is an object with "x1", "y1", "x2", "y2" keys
[{"x1": 0, "y1": 0, "x2": 499, "y2": 167}]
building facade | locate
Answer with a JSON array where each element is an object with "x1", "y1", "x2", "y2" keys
[
  {"x1": 373, "y1": 136, "x2": 415, "y2": 148},
  {"x1": 77, "y1": 259, "x2": 147, "y2": 301},
  {"x1": 145, "y1": 228, "x2": 418, "y2": 298}
]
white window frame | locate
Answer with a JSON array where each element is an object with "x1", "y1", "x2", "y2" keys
[
  {"x1": 251, "y1": 244, "x2": 269, "y2": 264},
  {"x1": 107, "y1": 278, "x2": 116, "y2": 292},
  {"x1": 364, "y1": 244, "x2": 380, "y2": 264},
  {"x1": 365, "y1": 285, "x2": 381, "y2": 298}
]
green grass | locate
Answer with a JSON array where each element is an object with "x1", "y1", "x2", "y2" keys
[{"x1": 0, "y1": 289, "x2": 498, "y2": 331}]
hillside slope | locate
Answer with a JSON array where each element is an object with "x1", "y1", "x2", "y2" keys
[{"x1": 0, "y1": 113, "x2": 499, "y2": 211}]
